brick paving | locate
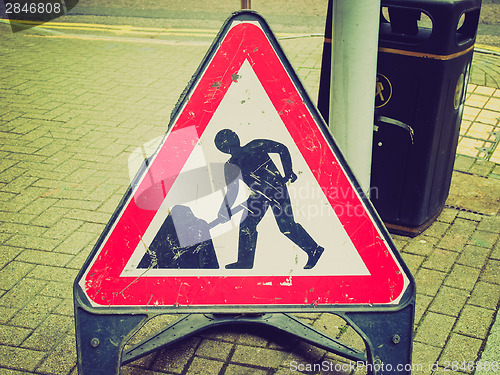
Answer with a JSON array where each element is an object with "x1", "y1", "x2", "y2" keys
[{"x1": 0, "y1": 10, "x2": 499, "y2": 375}]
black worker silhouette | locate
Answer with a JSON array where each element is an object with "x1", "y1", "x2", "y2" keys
[
  {"x1": 138, "y1": 205, "x2": 219, "y2": 269},
  {"x1": 215, "y1": 129, "x2": 324, "y2": 269}
]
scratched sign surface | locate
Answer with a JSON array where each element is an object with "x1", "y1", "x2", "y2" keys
[{"x1": 77, "y1": 12, "x2": 410, "y2": 309}]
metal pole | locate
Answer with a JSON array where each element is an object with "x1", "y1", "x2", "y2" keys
[
  {"x1": 241, "y1": 0, "x2": 251, "y2": 9},
  {"x1": 329, "y1": 0, "x2": 380, "y2": 194}
]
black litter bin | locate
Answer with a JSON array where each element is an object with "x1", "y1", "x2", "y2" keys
[{"x1": 370, "y1": 0, "x2": 481, "y2": 236}]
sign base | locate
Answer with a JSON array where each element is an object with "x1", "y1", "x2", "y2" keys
[{"x1": 75, "y1": 294, "x2": 415, "y2": 374}]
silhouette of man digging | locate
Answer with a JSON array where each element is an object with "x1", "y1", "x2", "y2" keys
[{"x1": 215, "y1": 129, "x2": 324, "y2": 269}]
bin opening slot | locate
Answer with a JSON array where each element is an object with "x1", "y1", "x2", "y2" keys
[
  {"x1": 380, "y1": 7, "x2": 433, "y2": 43},
  {"x1": 456, "y1": 9, "x2": 480, "y2": 45}
]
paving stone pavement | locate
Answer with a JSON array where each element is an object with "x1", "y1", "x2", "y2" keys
[{"x1": 0, "y1": 9, "x2": 500, "y2": 375}]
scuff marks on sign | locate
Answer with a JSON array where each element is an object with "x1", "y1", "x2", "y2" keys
[
  {"x1": 258, "y1": 281, "x2": 273, "y2": 286},
  {"x1": 280, "y1": 276, "x2": 292, "y2": 286},
  {"x1": 174, "y1": 281, "x2": 191, "y2": 306}
]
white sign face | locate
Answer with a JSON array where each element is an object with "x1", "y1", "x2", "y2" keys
[
  {"x1": 78, "y1": 16, "x2": 410, "y2": 308},
  {"x1": 122, "y1": 60, "x2": 370, "y2": 278}
]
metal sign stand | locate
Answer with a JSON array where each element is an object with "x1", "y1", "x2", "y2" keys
[{"x1": 74, "y1": 287, "x2": 415, "y2": 374}]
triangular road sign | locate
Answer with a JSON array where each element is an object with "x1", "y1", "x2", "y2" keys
[{"x1": 76, "y1": 11, "x2": 412, "y2": 310}]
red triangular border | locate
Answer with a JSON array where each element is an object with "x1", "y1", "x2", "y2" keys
[{"x1": 81, "y1": 19, "x2": 407, "y2": 307}]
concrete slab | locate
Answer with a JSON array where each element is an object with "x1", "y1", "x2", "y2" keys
[{"x1": 447, "y1": 171, "x2": 500, "y2": 215}]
